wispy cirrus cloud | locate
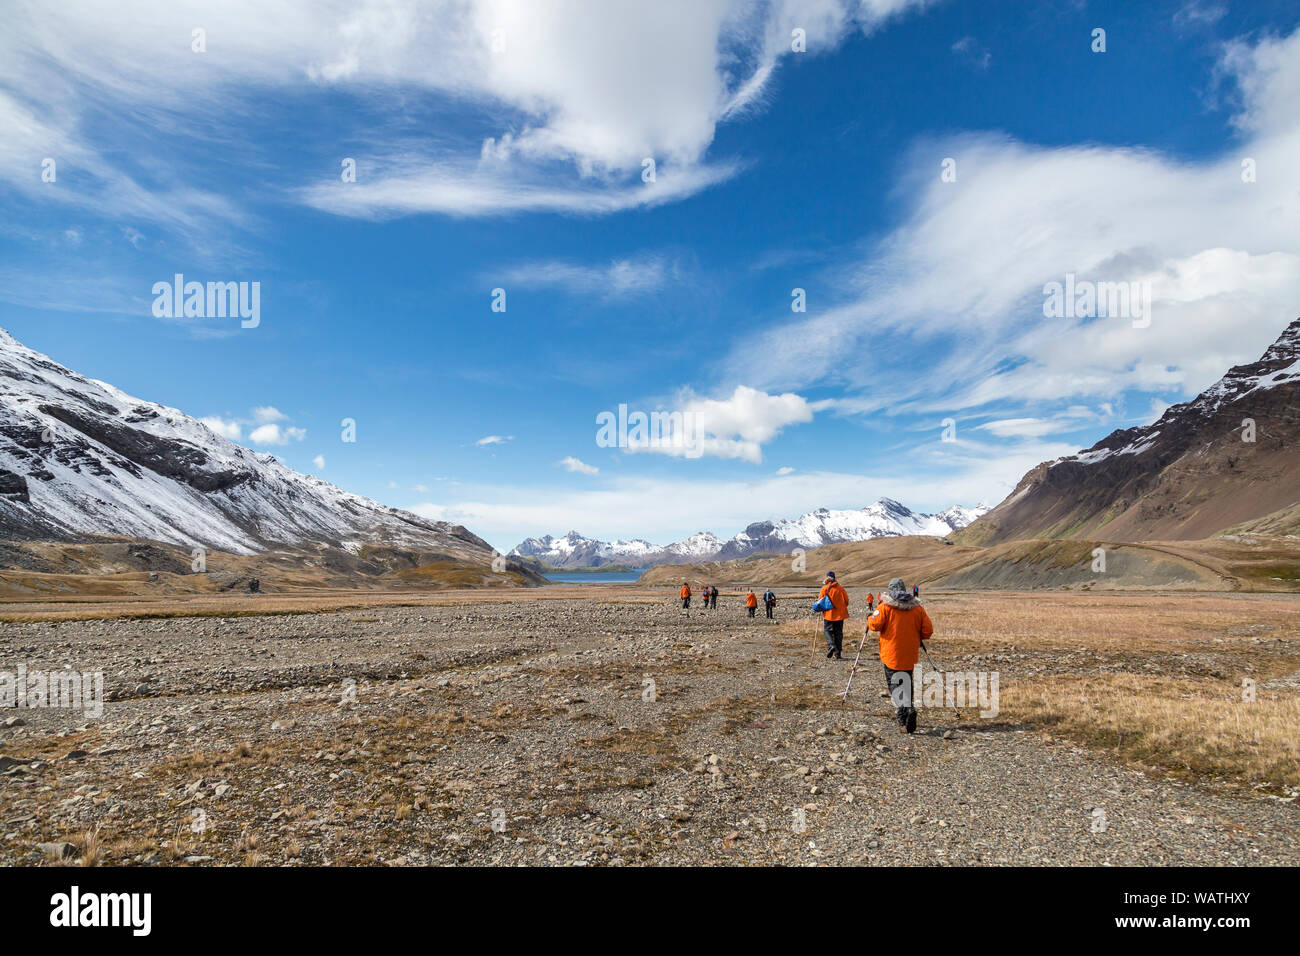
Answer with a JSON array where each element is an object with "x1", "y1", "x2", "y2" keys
[
  {"x1": 950, "y1": 36, "x2": 990, "y2": 70},
  {"x1": 496, "y1": 255, "x2": 674, "y2": 297},
  {"x1": 1, "y1": 0, "x2": 931, "y2": 228},
  {"x1": 725, "y1": 27, "x2": 1300, "y2": 431}
]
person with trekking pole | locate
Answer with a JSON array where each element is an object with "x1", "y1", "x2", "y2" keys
[
  {"x1": 710, "y1": 585, "x2": 719, "y2": 609},
  {"x1": 745, "y1": 588, "x2": 758, "y2": 617},
  {"x1": 763, "y1": 587, "x2": 777, "y2": 619},
  {"x1": 813, "y1": 571, "x2": 849, "y2": 660},
  {"x1": 680, "y1": 582, "x2": 691, "y2": 610},
  {"x1": 866, "y1": 577, "x2": 934, "y2": 734}
]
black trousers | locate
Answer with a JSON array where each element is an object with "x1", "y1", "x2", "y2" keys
[
  {"x1": 748, "y1": 606, "x2": 756, "y2": 617},
  {"x1": 885, "y1": 665, "x2": 915, "y2": 719},
  {"x1": 823, "y1": 619, "x2": 844, "y2": 655},
  {"x1": 682, "y1": 597, "x2": 690, "y2": 609},
  {"x1": 765, "y1": 603, "x2": 774, "y2": 618}
]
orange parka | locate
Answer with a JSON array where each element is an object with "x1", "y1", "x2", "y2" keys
[
  {"x1": 745, "y1": 591, "x2": 758, "y2": 608},
  {"x1": 867, "y1": 600, "x2": 934, "y2": 671},
  {"x1": 680, "y1": 584, "x2": 691, "y2": 599},
  {"x1": 818, "y1": 580, "x2": 850, "y2": 621}
]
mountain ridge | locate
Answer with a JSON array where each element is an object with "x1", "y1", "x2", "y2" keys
[
  {"x1": 0, "y1": 328, "x2": 498, "y2": 569},
  {"x1": 955, "y1": 314, "x2": 1300, "y2": 546},
  {"x1": 510, "y1": 498, "x2": 989, "y2": 568}
]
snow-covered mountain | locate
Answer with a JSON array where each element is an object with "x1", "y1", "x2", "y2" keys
[
  {"x1": 714, "y1": 499, "x2": 986, "y2": 560},
  {"x1": 510, "y1": 531, "x2": 661, "y2": 569},
  {"x1": 958, "y1": 314, "x2": 1300, "y2": 544},
  {"x1": 510, "y1": 499, "x2": 988, "y2": 568},
  {"x1": 0, "y1": 328, "x2": 493, "y2": 560}
]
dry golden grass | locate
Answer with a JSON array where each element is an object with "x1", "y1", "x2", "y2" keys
[
  {"x1": 1004, "y1": 674, "x2": 1300, "y2": 789},
  {"x1": 765, "y1": 591, "x2": 1300, "y2": 788},
  {"x1": 72, "y1": 827, "x2": 103, "y2": 867},
  {"x1": 0, "y1": 584, "x2": 634, "y2": 622},
  {"x1": 921, "y1": 590, "x2": 1297, "y2": 653}
]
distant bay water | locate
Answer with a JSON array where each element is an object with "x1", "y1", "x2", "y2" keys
[{"x1": 544, "y1": 569, "x2": 646, "y2": 583}]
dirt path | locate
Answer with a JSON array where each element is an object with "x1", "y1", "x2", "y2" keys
[{"x1": 1, "y1": 591, "x2": 1296, "y2": 865}]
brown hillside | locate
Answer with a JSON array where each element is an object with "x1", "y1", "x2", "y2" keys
[
  {"x1": 955, "y1": 315, "x2": 1300, "y2": 545},
  {"x1": 639, "y1": 533, "x2": 1300, "y2": 592}
]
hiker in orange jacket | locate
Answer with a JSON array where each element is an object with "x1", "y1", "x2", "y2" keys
[
  {"x1": 818, "y1": 571, "x2": 850, "y2": 659},
  {"x1": 745, "y1": 589, "x2": 758, "y2": 617},
  {"x1": 867, "y1": 577, "x2": 934, "y2": 734},
  {"x1": 680, "y1": 582, "x2": 691, "y2": 610}
]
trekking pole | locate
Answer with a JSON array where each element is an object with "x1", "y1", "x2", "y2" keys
[
  {"x1": 840, "y1": 626, "x2": 869, "y2": 701},
  {"x1": 920, "y1": 640, "x2": 959, "y2": 720}
]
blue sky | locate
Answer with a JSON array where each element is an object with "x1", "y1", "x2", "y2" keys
[{"x1": 3, "y1": 0, "x2": 1300, "y2": 552}]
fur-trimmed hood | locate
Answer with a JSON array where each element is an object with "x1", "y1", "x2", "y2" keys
[{"x1": 881, "y1": 592, "x2": 922, "y2": 610}]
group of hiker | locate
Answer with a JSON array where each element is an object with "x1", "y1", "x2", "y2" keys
[
  {"x1": 679, "y1": 583, "x2": 720, "y2": 609},
  {"x1": 677, "y1": 573, "x2": 934, "y2": 734},
  {"x1": 816, "y1": 571, "x2": 933, "y2": 733},
  {"x1": 679, "y1": 583, "x2": 777, "y2": 617}
]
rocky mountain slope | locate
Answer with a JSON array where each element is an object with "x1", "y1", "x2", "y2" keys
[
  {"x1": 0, "y1": 328, "x2": 506, "y2": 574},
  {"x1": 511, "y1": 499, "x2": 988, "y2": 568},
  {"x1": 956, "y1": 315, "x2": 1300, "y2": 546}
]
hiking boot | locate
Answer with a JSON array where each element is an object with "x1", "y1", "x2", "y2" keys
[
  {"x1": 905, "y1": 708, "x2": 917, "y2": 734},
  {"x1": 826, "y1": 650, "x2": 834, "y2": 659}
]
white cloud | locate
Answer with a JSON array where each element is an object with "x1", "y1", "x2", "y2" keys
[
  {"x1": 203, "y1": 407, "x2": 308, "y2": 446},
  {"x1": 1174, "y1": 2, "x2": 1227, "y2": 30},
  {"x1": 976, "y1": 418, "x2": 1063, "y2": 439},
  {"x1": 0, "y1": 1, "x2": 930, "y2": 224},
  {"x1": 476, "y1": 434, "x2": 513, "y2": 446},
  {"x1": 626, "y1": 385, "x2": 817, "y2": 463},
  {"x1": 249, "y1": 423, "x2": 307, "y2": 445},
  {"x1": 558, "y1": 456, "x2": 599, "y2": 476},
  {"x1": 312, "y1": 454, "x2": 326, "y2": 470},
  {"x1": 499, "y1": 256, "x2": 671, "y2": 296},
  {"x1": 299, "y1": 158, "x2": 741, "y2": 218},
  {"x1": 727, "y1": 27, "x2": 1300, "y2": 423},
  {"x1": 200, "y1": 416, "x2": 242, "y2": 440},
  {"x1": 776, "y1": 466, "x2": 796, "y2": 475},
  {"x1": 950, "y1": 36, "x2": 990, "y2": 70}
]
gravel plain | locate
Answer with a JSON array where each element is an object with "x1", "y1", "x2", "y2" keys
[{"x1": 1, "y1": 590, "x2": 1297, "y2": 866}]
